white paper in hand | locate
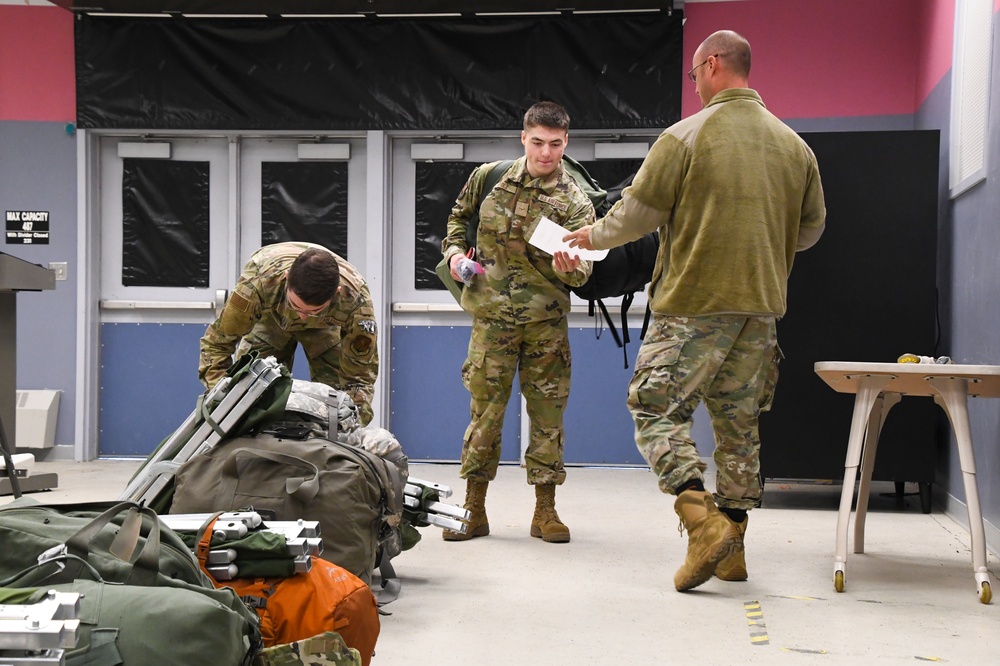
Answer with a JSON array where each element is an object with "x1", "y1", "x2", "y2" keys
[{"x1": 528, "y1": 216, "x2": 609, "y2": 261}]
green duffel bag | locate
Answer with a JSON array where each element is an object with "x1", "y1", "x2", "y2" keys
[
  {"x1": 0, "y1": 499, "x2": 214, "y2": 588},
  {"x1": 0, "y1": 499, "x2": 262, "y2": 663},
  {"x1": 12, "y1": 576, "x2": 259, "y2": 666},
  {"x1": 171, "y1": 434, "x2": 401, "y2": 585}
]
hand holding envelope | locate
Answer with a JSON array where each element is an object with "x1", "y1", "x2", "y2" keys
[{"x1": 528, "y1": 217, "x2": 607, "y2": 261}]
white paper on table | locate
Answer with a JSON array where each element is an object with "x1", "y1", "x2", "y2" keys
[{"x1": 527, "y1": 216, "x2": 609, "y2": 261}]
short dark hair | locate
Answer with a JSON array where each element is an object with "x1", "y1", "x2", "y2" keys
[
  {"x1": 523, "y1": 101, "x2": 570, "y2": 132},
  {"x1": 287, "y1": 248, "x2": 340, "y2": 305}
]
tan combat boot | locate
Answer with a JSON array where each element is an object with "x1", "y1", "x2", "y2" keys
[
  {"x1": 715, "y1": 515, "x2": 749, "y2": 581},
  {"x1": 530, "y1": 485, "x2": 570, "y2": 543},
  {"x1": 442, "y1": 480, "x2": 490, "y2": 541},
  {"x1": 673, "y1": 490, "x2": 741, "y2": 591}
]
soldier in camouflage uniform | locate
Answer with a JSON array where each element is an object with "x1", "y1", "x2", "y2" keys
[
  {"x1": 439, "y1": 101, "x2": 595, "y2": 544},
  {"x1": 564, "y1": 31, "x2": 826, "y2": 589},
  {"x1": 199, "y1": 242, "x2": 379, "y2": 425}
]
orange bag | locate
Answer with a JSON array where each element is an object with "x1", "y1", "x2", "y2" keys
[{"x1": 196, "y1": 517, "x2": 380, "y2": 666}]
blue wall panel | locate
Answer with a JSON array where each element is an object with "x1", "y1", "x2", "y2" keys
[
  {"x1": 390, "y1": 324, "x2": 658, "y2": 466},
  {"x1": 99, "y1": 323, "x2": 206, "y2": 456},
  {"x1": 564, "y1": 327, "x2": 644, "y2": 465},
  {"x1": 390, "y1": 325, "x2": 520, "y2": 462}
]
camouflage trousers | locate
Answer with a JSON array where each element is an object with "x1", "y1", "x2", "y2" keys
[
  {"x1": 237, "y1": 324, "x2": 374, "y2": 426},
  {"x1": 459, "y1": 316, "x2": 571, "y2": 485},
  {"x1": 627, "y1": 314, "x2": 779, "y2": 511}
]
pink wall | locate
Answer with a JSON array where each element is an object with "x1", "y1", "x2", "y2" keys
[
  {"x1": 0, "y1": 2, "x2": 970, "y2": 125},
  {"x1": 682, "y1": 0, "x2": 925, "y2": 120},
  {"x1": 0, "y1": 5, "x2": 75, "y2": 122},
  {"x1": 914, "y1": 0, "x2": 954, "y2": 108}
]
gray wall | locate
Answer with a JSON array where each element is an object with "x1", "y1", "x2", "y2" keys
[
  {"x1": 1, "y1": 121, "x2": 78, "y2": 453},
  {"x1": 913, "y1": 10, "x2": 1000, "y2": 541}
]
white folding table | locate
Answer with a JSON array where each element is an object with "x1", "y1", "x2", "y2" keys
[{"x1": 814, "y1": 360, "x2": 1000, "y2": 604}]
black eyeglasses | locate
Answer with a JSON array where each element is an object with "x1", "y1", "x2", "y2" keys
[{"x1": 687, "y1": 53, "x2": 722, "y2": 82}]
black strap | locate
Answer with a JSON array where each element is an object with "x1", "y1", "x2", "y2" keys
[
  {"x1": 594, "y1": 299, "x2": 623, "y2": 349},
  {"x1": 619, "y1": 293, "x2": 635, "y2": 369},
  {"x1": 640, "y1": 302, "x2": 652, "y2": 340},
  {"x1": 374, "y1": 551, "x2": 401, "y2": 608},
  {"x1": 465, "y1": 160, "x2": 516, "y2": 249}
]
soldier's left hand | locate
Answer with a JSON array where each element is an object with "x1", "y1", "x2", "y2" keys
[{"x1": 553, "y1": 250, "x2": 581, "y2": 273}]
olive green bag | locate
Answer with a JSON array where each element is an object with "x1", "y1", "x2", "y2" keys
[
  {"x1": 9, "y1": 579, "x2": 260, "y2": 666},
  {"x1": 0, "y1": 500, "x2": 215, "y2": 587},
  {"x1": 0, "y1": 501, "x2": 262, "y2": 665},
  {"x1": 170, "y1": 433, "x2": 402, "y2": 586}
]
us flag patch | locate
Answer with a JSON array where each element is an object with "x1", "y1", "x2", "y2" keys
[{"x1": 228, "y1": 291, "x2": 251, "y2": 312}]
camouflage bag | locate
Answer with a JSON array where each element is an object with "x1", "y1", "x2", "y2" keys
[{"x1": 253, "y1": 631, "x2": 361, "y2": 666}]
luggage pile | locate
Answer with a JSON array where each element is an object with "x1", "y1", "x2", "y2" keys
[
  {"x1": 0, "y1": 501, "x2": 262, "y2": 665},
  {"x1": 165, "y1": 510, "x2": 380, "y2": 666},
  {"x1": 1, "y1": 352, "x2": 467, "y2": 665}
]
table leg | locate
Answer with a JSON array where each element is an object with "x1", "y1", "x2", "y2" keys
[
  {"x1": 928, "y1": 377, "x2": 993, "y2": 604},
  {"x1": 854, "y1": 392, "x2": 901, "y2": 554},
  {"x1": 835, "y1": 375, "x2": 893, "y2": 592}
]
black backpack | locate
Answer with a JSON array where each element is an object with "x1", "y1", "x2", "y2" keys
[{"x1": 466, "y1": 157, "x2": 658, "y2": 368}]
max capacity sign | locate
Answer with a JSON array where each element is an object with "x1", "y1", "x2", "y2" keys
[{"x1": 6, "y1": 211, "x2": 50, "y2": 245}]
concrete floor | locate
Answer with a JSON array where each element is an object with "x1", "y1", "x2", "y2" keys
[{"x1": 3, "y1": 459, "x2": 999, "y2": 665}]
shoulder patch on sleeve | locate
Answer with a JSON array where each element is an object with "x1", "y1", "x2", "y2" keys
[
  {"x1": 350, "y1": 336, "x2": 373, "y2": 356},
  {"x1": 228, "y1": 290, "x2": 251, "y2": 313}
]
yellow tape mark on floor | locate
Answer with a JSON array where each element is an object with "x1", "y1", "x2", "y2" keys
[{"x1": 743, "y1": 600, "x2": 769, "y2": 646}]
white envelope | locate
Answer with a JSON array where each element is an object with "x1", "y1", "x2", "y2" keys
[{"x1": 528, "y1": 216, "x2": 608, "y2": 261}]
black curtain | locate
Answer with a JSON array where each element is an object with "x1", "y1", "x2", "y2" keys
[
  {"x1": 122, "y1": 159, "x2": 210, "y2": 287},
  {"x1": 261, "y1": 162, "x2": 349, "y2": 256},
  {"x1": 77, "y1": 14, "x2": 683, "y2": 131},
  {"x1": 415, "y1": 162, "x2": 473, "y2": 291}
]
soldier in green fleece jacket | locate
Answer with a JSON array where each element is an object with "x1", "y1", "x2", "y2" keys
[{"x1": 564, "y1": 30, "x2": 826, "y2": 592}]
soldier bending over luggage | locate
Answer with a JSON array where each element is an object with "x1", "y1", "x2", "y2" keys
[{"x1": 199, "y1": 242, "x2": 379, "y2": 425}]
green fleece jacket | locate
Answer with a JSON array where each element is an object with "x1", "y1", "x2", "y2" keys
[{"x1": 590, "y1": 88, "x2": 826, "y2": 317}]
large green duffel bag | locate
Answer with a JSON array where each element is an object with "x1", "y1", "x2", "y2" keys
[
  {"x1": 0, "y1": 500, "x2": 262, "y2": 665},
  {"x1": 170, "y1": 433, "x2": 402, "y2": 585},
  {"x1": 10, "y1": 578, "x2": 259, "y2": 666},
  {"x1": 0, "y1": 500, "x2": 218, "y2": 588}
]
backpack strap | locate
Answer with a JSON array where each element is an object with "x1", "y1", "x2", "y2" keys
[
  {"x1": 465, "y1": 159, "x2": 517, "y2": 249},
  {"x1": 592, "y1": 299, "x2": 623, "y2": 349},
  {"x1": 592, "y1": 296, "x2": 638, "y2": 370},
  {"x1": 374, "y1": 552, "x2": 401, "y2": 609},
  {"x1": 619, "y1": 292, "x2": 635, "y2": 369}
]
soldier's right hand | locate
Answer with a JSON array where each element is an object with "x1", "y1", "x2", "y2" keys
[{"x1": 450, "y1": 247, "x2": 476, "y2": 280}]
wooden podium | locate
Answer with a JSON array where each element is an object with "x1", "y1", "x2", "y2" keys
[{"x1": 0, "y1": 251, "x2": 58, "y2": 497}]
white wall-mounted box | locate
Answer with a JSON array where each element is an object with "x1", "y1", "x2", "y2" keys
[{"x1": 15, "y1": 390, "x2": 61, "y2": 449}]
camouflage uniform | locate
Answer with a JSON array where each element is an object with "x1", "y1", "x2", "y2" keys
[
  {"x1": 252, "y1": 631, "x2": 361, "y2": 666},
  {"x1": 442, "y1": 157, "x2": 594, "y2": 485},
  {"x1": 588, "y1": 88, "x2": 825, "y2": 511},
  {"x1": 629, "y1": 314, "x2": 777, "y2": 510},
  {"x1": 199, "y1": 242, "x2": 379, "y2": 425}
]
